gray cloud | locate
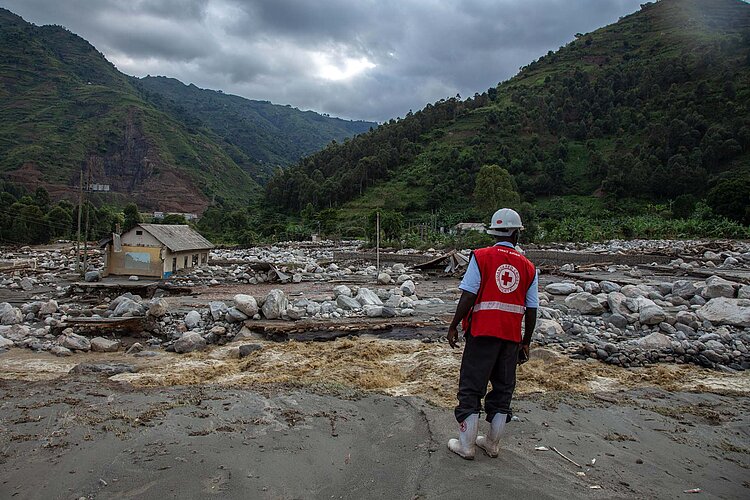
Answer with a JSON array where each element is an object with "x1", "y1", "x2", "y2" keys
[{"x1": 2, "y1": 0, "x2": 644, "y2": 121}]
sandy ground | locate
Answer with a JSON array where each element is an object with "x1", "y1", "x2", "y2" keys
[{"x1": 1, "y1": 340, "x2": 749, "y2": 500}]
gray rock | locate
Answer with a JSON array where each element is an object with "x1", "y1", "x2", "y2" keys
[
  {"x1": 536, "y1": 318, "x2": 564, "y2": 337},
  {"x1": 0, "y1": 335, "x2": 13, "y2": 348},
  {"x1": 607, "y1": 292, "x2": 636, "y2": 316},
  {"x1": 239, "y1": 344, "x2": 263, "y2": 358},
  {"x1": 286, "y1": 307, "x2": 305, "y2": 320},
  {"x1": 225, "y1": 307, "x2": 249, "y2": 323},
  {"x1": 39, "y1": 299, "x2": 58, "y2": 316},
  {"x1": 363, "y1": 305, "x2": 384, "y2": 318},
  {"x1": 377, "y1": 272, "x2": 391, "y2": 285},
  {"x1": 292, "y1": 273, "x2": 303, "y2": 284},
  {"x1": 671, "y1": 279, "x2": 696, "y2": 299},
  {"x1": 400, "y1": 280, "x2": 416, "y2": 297},
  {"x1": 356, "y1": 288, "x2": 383, "y2": 306},
  {"x1": 639, "y1": 303, "x2": 667, "y2": 325},
  {"x1": 234, "y1": 294, "x2": 259, "y2": 317},
  {"x1": 209, "y1": 301, "x2": 228, "y2": 321},
  {"x1": 333, "y1": 285, "x2": 352, "y2": 298},
  {"x1": 599, "y1": 281, "x2": 621, "y2": 293},
  {"x1": 113, "y1": 299, "x2": 144, "y2": 317},
  {"x1": 262, "y1": 289, "x2": 288, "y2": 319},
  {"x1": 84, "y1": 270, "x2": 101, "y2": 282},
  {"x1": 697, "y1": 298, "x2": 750, "y2": 327},
  {"x1": 17, "y1": 277, "x2": 32, "y2": 291},
  {"x1": 128, "y1": 275, "x2": 139, "y2": 281},
  {"x1": 606, "y1": 314, "x2": 628, "y2": 329},
  {"x1": 396, "y1": 274, "x2": 413, "y2": 285},
  {"x1": 381, "y1": 307, "x2": 397, "y2": 318},
  {"x1": 564, "y1": 292, "x2": 604, "y2": 315},
  {"x1": 702, "y1": 276, "x2": 737, "y2": 299},
  {"x1": 50, "y1": 345, "x2": 72, "y2": 357},
  {"x1": 635, "y1": 332, "x2": 672, "y2": 349},
  {"x1": 738, "y1": 285, "x2": 750, "y2": 300},
  {"x1": 0, "y1": 305, "x2": 23, "y2": 325},
  {"x1": 147, "y1": 298, "x2": 169, "y2": 318},
  {"x1": 184, "y1": 310, "x2": 202, "y2": 329},
  {"x1": 59, "y1": 333, "x2": 91, "y2": 351},
  {"x1": 174, "y1": 332, "x2": 206, "y2": 353},
  {"x1": 336, "y1": 295, "x2": 361, "y2": 311},
  {"x1": 545, "y1": 282, "x2": 577, "y2": 295},
  {"x1": 90, "y1": 337, "x2": 121, "y2": 352}
]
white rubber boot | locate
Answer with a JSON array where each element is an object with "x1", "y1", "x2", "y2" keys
[
  {"x1": 476, "y1": 413, "x2": 507, "y2": 458},
  {"x1": 447, "y1": 413, "x2": 479, "y2": 460}
]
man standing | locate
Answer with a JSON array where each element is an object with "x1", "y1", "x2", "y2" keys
[{"x1": 447, "y1": 208, "x2": 538, "y2": 460}]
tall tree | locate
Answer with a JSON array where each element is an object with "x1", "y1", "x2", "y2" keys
[{"x1": 472, "y1": 164, "x2": 521, "y2": 214}]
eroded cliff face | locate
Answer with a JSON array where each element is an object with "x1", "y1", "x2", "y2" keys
[
  {"x1": 7, "y1": 108, "x2": 210, "y2": 213},
  {"x1": 83, "y1": 109, "x2": 209, "y2": 213}
]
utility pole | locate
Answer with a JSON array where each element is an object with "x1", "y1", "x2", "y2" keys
[
  {"x1": 376, "y1": 210, "x2": 380, "y2": 272},
  {"x1": 83, "y1": 169, "x2": 91, "y2": 273},
  {"x1": 76, "y1": 169, "x2": 83, "y2": 275}
]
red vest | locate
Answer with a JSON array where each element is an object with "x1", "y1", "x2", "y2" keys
[{"x1": 462, "y1": 245, "x2": 536, "y2": 342}]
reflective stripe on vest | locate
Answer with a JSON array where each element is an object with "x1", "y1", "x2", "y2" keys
[{"x1": 472, "y1": 301, "x2": 526, "y2": 315}]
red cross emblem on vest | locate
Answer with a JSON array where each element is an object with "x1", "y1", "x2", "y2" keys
[{"x1": 495, "y1": 264, "x2": 520, "y2": 293}]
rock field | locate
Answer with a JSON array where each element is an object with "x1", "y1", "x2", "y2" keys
[{"x1": 0, "y1": 239, "x2": 749, "y2": 372}]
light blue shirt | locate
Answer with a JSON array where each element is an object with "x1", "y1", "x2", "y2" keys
[{"x1": 459, "y1": 242, "x2": 539, "y2": 308}]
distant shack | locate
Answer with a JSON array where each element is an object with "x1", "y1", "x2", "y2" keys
[
  {"x1": 453, "y1": 222, "x2": 486, "y2": 234},
  {"x1": 100, "y1": 223, "x2": 214, "y2": 279}
]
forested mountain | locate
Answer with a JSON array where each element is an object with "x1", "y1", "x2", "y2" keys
[
  {"x1": 135, "y1": 76, "x2": 374, "y2": 182},
  {"x1": 266, "y1": 0, "x2": 750, "y2": 227},
  {"x1": 0, "y1": 8, "x2": 372, "y2": 213}
]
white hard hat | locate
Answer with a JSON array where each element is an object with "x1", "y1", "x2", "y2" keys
[{"x1": 487, "y1": 208, "x2": 523, "y2": 236}]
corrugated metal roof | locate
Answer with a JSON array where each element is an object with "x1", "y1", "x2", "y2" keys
[{"x1": 136, "y1": 224, "x2": 214, "y2": 252}]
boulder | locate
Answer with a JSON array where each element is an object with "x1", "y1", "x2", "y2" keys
[
  {"x1": 396, "y1": 274, "x2": 412, "y2": 285},
  {"x1": 636, "y1": 297, "x2": 667, "y2": 325},
  {"x1": 234, "y1": 294, "x2": 259, "y2": 317},
  {"x1": 363, "y1": 305, "x2": 384, "y2": 318},
  {"x1": 113, "y1": 299, "x2": 144, "y2": 317},
  {"x1": 147, "y1": 298, "x2": 169, "y2": 318},
  {"x1": 564, "y1": 293, "x2": 604, "y2": 315},
  {"x1": 697, "y1": 298, "x2": 750, "y2": 327},
  {"x1": 0, "y1": 305, "x2": 23, "y2": 325},
  {"x1": 292, "y1": 274, "x2": 303, "y2": 284},
  {"x1": 702, "y1": 276, "x2": 737, "y2": 299},
  {"x1": 635, "y1": 332, "x2": 672, "y2": 350},
  {"x1": 84, "y1": 271, "x2": 101, "y2": 282},
  {"x1": 599, "y1": 281, "x2": 621, "y2": 293},
  {"x1": 39, "y1": 299, "x2": 58, "y2": 316},
  {"x1": 333, "y1": 285, "x2": 352, "y2": 298},
  {"x1": 225, "y1": 307, "x2": 249, "y2": 323},
  {"x1": 606, "y1": 313, "x2": 628, "y2": 329},
  {"x1": 355, "y1": 288, "x2": 383, "y2": 306},
  {"x1": 536, "y1": 318, "x2": 564, "y2": 337},
  {"x1": 174, "y1": 332, "x2": 206, "y2": 353},
  {"x1": 738, "y1": 285, "x2": 750, "y2": 300},
  {"x1": 128, "y1": 275, "x2": 139, "y2": 281},
  {"x1": 377, "y1": 272, "x2": 391, "y2": 285},
  {"x1": 90, "y1": 337, "x2": 121, "y2": 352},
  {"x1": 59, "y1": 333, "x2": 91, "y2": 351},
  {"x1": 620, "y1": 285, "x2": 647, "y2": 299},
  {"x1": 336, "y1": 295, "x2": 361, "y2": 311},
  {"x1": 671, "y1": 280, "x2": 696, "y2": 299},
  {"x1": 209, "y1": 301, "x2": 228, "y2": 321},
  {"x1": 544, "y1": 282, "x2": 577, "y2": 295},
  {"x1": 184, "y1": 310, "x2": 202, "y2": 329},
  {"x1": 0, "y1": 335, "x2": 13, "y2": 348},
  {"x1": 286, "y1": 307, "x2": 305, "y2": 320},
  {"x1": 262, "y1": 289, "x2": 288, "y2": 319},
  {"x1": 50, "y1": 345, "x2": 72, "y2": 357},
  {"x1": 400, "y1": 280, "x2": 416, "y2": 297}
]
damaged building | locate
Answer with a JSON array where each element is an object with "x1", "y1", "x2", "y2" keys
[{"x1": 100, "y1": 224, "x2": 214, "y2": 279}]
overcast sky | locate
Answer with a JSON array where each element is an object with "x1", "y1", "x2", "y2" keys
[{"x1": 4, "y1": 0, "x2": 644, "y2": 122}]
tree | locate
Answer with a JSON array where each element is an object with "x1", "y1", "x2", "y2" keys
[
  {"x1": 123, "y1": 203, "x2": 141, "y2": 231},
  {"x1": 472, "y1": 164, "x2": 520, "y2": 214},
  {"x1": 161, "y1": 213, "x2": 188, "y2": 225}
]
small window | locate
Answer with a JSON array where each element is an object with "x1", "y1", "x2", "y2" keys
[{"x1": 136, "y1": 230, "x2": 143, "y2": 235}]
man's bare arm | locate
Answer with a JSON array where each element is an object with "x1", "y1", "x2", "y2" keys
[{"x1": 447, "y1": 291, "x2": 477, "y2": 348}]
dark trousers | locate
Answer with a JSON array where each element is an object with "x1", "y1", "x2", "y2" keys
[{"x1": 455, "y1": 333, "x2": 519, "y2": 423}]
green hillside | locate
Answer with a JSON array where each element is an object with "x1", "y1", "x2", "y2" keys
[
  {"x1": 135, "y1": 76, "x2": 375, "y2": 182},
  {"x1": 267, "y1": 0, "x2": 750, "y2": 236}
]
